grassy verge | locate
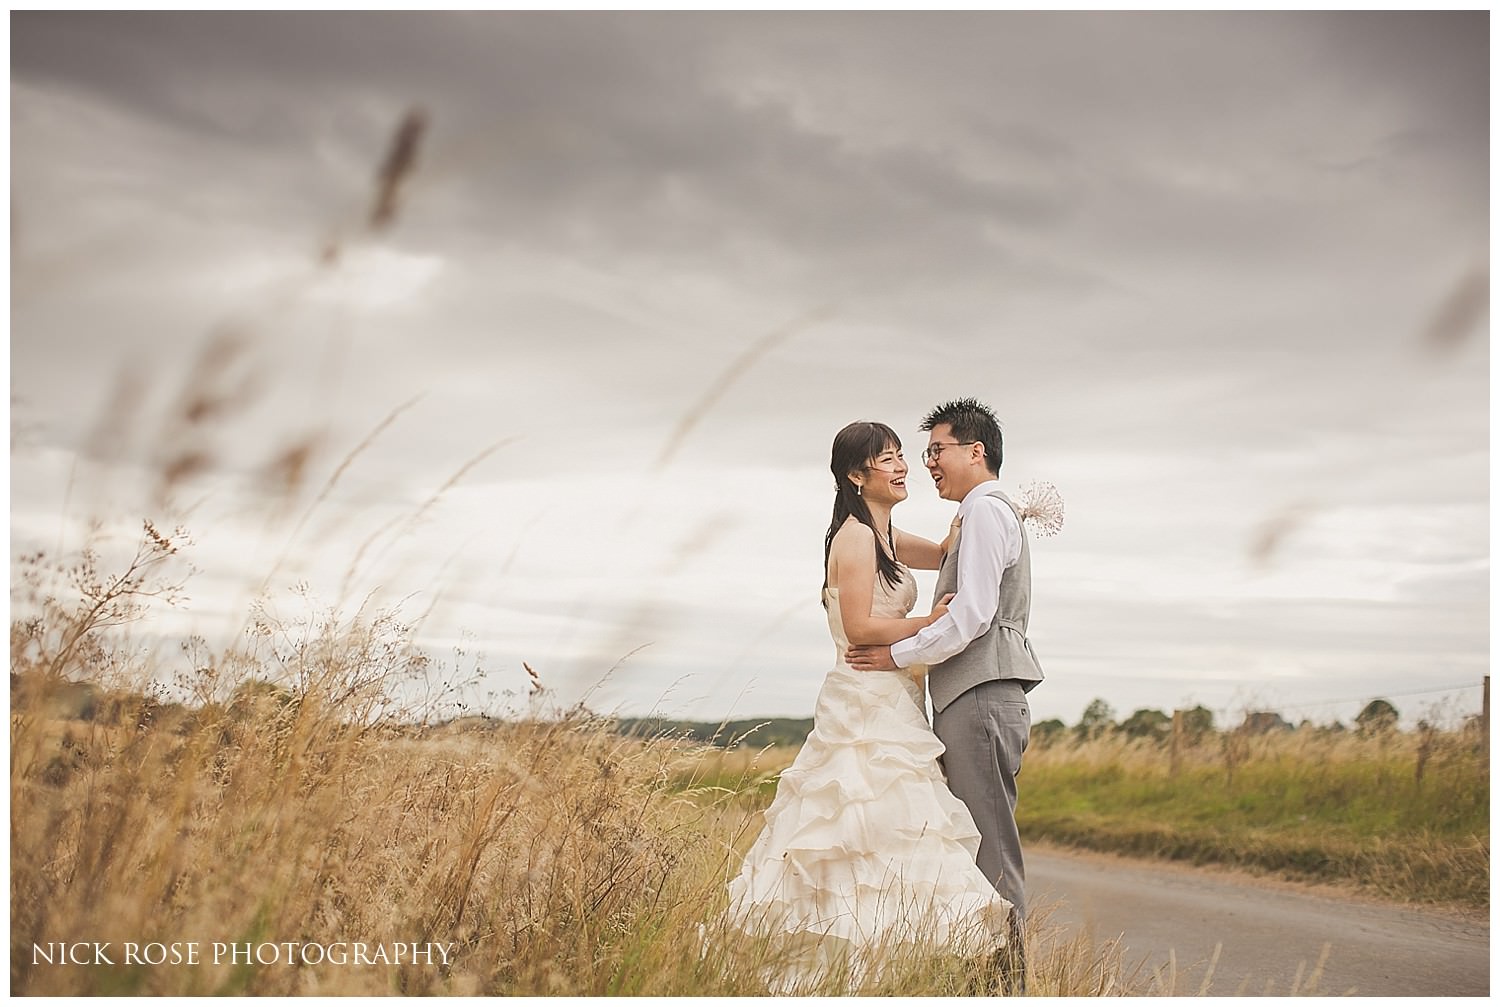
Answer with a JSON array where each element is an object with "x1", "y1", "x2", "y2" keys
[
  {"x1": 1016, "y1": 730, "x2": 1489, "y2": 907},
  {"x1": 675, "y1": 727, "x2": 1490, "y2": 908}
]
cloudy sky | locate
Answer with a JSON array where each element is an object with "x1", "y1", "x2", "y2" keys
[{"x1": 10, "y1": 12, "x2": 1489, "y2": 729}]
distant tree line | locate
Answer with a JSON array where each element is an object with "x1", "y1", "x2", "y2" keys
[
  {"x1": 23, "y1": 669, "x2": 1435, "y2": 752},
  {"x1": 1031, "y1": 696, "x2": 1413, "y2": 747},
  {"x1": 613, "y1": 697, "x2": 1427, "y2": 752}
]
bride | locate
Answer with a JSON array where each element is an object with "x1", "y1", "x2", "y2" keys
[{"x1": 720, "y1": 420, "x2": 1010, "y2": 992}]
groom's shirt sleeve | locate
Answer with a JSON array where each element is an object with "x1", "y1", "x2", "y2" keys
[{"x1": 890, "y1": 497, "x2": 1020, "y2": 669}]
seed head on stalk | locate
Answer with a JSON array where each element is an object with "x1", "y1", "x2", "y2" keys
[{"x1": 1019, "y1": 481, "x2": 1065, "y2": 538}]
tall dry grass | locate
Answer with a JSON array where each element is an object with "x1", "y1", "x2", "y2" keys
[{"x1": 12, "y1": 534, "x2": 1141, "y2": 995}]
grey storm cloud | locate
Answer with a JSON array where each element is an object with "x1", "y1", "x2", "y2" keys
[
  {"x1": 10, "y1": 11, "x2": 1488, "y2": 724},
  {"x1": 13, "y1": 11, "x2": 1485, "y2": 293}
]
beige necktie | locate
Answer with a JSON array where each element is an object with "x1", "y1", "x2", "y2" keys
[{"x1": 941, "y1": 515, "x2": 962, "y2": 557}]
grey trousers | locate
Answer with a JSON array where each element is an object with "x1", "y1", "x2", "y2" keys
[{"x1": 932, "y1": 678, "x2": 1031, "y2": 925}]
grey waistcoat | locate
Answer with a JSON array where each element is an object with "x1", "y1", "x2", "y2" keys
[{"x1": 927, "y1": 488, "x2": 1045, "y2": 713}]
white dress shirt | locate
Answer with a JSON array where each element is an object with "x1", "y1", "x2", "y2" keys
[{"x1": 890, "y1": 480, "x2": 1021, "y2": 669}]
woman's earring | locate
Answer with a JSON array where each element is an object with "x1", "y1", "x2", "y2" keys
[{"x1": 856, "y1": 483, "x2": 862, "y2": 496}]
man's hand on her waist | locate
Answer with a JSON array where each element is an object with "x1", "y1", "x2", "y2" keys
[{"x1": 846, "y1": 644, "x2": 897, "y2": 671}]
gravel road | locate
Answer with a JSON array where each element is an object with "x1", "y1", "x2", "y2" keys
[{"x1": 1027, "y1": 845, "x2": 1489, "y2": 996}]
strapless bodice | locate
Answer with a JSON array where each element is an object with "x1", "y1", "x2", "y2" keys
[{"x1": 823, "y1": 563, "x2": 918, "y2": 652}]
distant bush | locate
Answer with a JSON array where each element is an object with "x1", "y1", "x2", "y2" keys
[
  {"x1": 1120, "y1": 708, "x2": 1171, "y2": 743},
  {"x1": 1179, "y1": 705, "x2": 1214, "y2": 743},
  {"x1": 1074, "y1": 698, "x2": 1116, "y2": 741},
  {"x1": 1031, "y1": 717, "x2": 1068, "y2": 747},
  {"x1": 1356, "y1": 698, "x2": 1400, "y2": 735}
]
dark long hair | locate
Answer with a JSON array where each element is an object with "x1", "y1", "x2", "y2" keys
[{"x1": 822, "y1": 420, "x2": 903, "y2": 599}]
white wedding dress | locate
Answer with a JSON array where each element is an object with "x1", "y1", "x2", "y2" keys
[{"x1": 721, "y1": 561, "x2": 1011, "y2": 992}]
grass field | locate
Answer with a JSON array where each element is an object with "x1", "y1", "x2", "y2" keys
[
  {"x1": 10, "y1": 546, "x2": 1138, "y2": 996},
  {"x1": 1015, "y1": 729, "x2": 1489, "y2": 907},
  {"x1": 18, "y1": 666, "x2": 1477, "y2": 996},
  {"x1": 675, "y1": 724, "x2": 1490, "y2": 909},
  {"x1": 12, "y1": 686, "x2": 1143, "y2": 996},
  {"x1": 11, "y1": 526, "x2": 1484, "y2": 994}
]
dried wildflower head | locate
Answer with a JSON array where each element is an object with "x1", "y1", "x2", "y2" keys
[
  {"x1": 371, "y1": 107, "x2": 429, "y2": 231},
  {"x1": 1018, "y1": 480, "x2": 1065, "y2": 538},
  {"x1": 262, "y1": 435, "x2": 321, "y2": 497},
  {"x1": 1422, "y1": 263, "x2": 1488, "y2": 353},
  {"x1": 1248, "y1": 500, "x2": 1314, "y2": 566}
]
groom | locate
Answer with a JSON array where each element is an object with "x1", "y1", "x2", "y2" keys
[{"x1": 846, "y1": 396, "x2": 1043, "y2": 992}]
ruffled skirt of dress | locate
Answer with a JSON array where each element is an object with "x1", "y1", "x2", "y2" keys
[{"x1": 719, "y1": 665, "x2": 1011, "y2": 993}]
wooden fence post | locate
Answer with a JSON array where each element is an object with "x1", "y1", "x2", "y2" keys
[
  {"x1": 1170, "y1": 709, "x2": 1183, "y2": 779},
  {"x1": 1483, "y1": 675, "x2": 1490, "y2": 757}
]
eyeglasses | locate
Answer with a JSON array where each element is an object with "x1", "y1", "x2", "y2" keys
[{"x1": 921, "y1": 441, "x2": 978, "y2": 464}]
